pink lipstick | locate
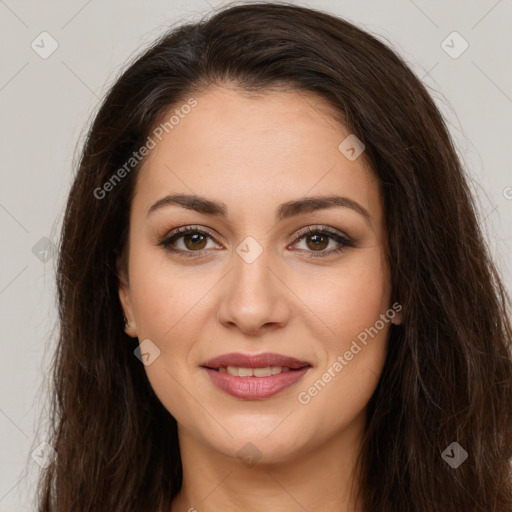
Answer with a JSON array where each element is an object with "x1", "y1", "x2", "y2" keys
[{"x1": 201, "y1": 352, "x2": 312, "y2": 400}]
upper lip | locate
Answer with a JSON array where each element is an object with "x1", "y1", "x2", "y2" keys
[{"x1": 201, "y1": 352, "x2": 311, "y2": 370}]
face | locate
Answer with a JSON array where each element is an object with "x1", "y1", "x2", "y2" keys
[{"x1": 118, "y1": 85, "x2": 400, "y2": 464}]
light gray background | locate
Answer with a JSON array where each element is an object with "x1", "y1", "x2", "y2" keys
[{"x1": 1, "y1": 0, "x2": 511, "y2": 509}]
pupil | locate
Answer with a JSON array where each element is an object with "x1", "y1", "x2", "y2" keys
[
  {"x1": 308, "y1": 234, "x2": 327, "y2": 250},
  {"x1": 186, "y1": 233, "x2": 206, "y2": 250}
]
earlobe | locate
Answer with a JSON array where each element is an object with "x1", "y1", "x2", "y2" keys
[
  {"x1": 391, "y1": 312, "x2": 402, "y2": 325},
  {"x1": 390, "y1": 301, "x2": 403, "y2": 325},
  {"x1": 117, "y1": 265, "x2": 138, "y2": 338}
]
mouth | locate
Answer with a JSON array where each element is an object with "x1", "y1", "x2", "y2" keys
[{"x1": 201, "y1": 352, "x2": 312, "y2": 400}]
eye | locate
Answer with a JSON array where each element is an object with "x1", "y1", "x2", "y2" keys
[
  {"x1": 158, "y1": 225, "x2": 354, "y2": 259},
  {"x1": 158, "y1": 226, "x2": 222, "y2": 257},
  {"x1": 290, "y1": 226, "x2": 355, "y2": 258}
]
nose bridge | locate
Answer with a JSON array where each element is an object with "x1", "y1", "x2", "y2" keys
[{"x1": 216, "y1": 237, "x2": 289, "y2": 333}]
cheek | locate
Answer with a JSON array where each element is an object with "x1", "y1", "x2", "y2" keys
[
  {"x1": 128, "y1": 247, "x2": 203, "y2": 337},
  {"x1": 127, "y1": 252, "x2": 204, "y2": 421},
  {"x1": 293, "y1": 250, "x2": 391, "y2": 408},
  {"x1": 295, "y1": 272, "x2": 391, "y2": 437},
  {"x1": 295, "y1": 251, "x2": 391, "y2": 344}
]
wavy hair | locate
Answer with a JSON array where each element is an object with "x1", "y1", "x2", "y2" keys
[{"x1": 37, "y1": 2, "x2": 512, "y2": 511}]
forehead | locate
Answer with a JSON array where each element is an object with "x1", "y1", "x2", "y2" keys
[{"x1": 132, "y1": 86, "x2": 382, "y2": 225}]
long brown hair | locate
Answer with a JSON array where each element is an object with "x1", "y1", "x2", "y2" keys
[{"x1": 36, "y1": 2, "x2": 512, "y2": 511}]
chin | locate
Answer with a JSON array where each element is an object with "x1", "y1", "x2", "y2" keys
[{"x1": 203, "y1": 424, "x2": 311, "y2": 466}]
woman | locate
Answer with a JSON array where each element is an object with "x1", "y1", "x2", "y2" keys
[{"x1": 37, "y1": 2, "x2": 512, "y2": 511}]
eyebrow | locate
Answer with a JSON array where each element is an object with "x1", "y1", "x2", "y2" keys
[{"x1": 147, "y1": 193, "x2": 371, "y2": 224}]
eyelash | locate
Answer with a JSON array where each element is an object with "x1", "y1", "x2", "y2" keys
[{"x1": 158, "y1": 225, "x2": 355, "y2": 259}]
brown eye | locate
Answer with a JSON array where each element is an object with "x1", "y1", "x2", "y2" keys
[
  {"x1": 292, "y1": 226, "x2": 355, "y2": 258},
  {"x1": 183, "y1": 232, "x2": 208, "y2": 250},
  {"x1": 304, "y1": 233, "x2": 329, "y2": 251},
  {"x1": 159, "y1": 226, "x2": 222, "y2": 257}
]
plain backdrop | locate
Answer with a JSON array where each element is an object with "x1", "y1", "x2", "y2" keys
[{"x1": 1, "y1": 0, "x2": 511, "y2": 509}]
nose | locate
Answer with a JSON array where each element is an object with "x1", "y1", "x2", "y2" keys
[{"x1": 216, "y1": 245, "x2": 291, "y2": 336}]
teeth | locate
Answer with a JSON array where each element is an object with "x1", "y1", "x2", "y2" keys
[
  {"x1": 238, "y1": 367, "x2": 253, "y2": 377},
  {"x1": 223, "y1": 366, "x2": 291, "y2": 377},
  {"x1": 253, "y1": 367, "x2": 272, "y2": 377}
]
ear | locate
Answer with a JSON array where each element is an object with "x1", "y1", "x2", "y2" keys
[
  {"x1": 390, "y1": 302, "x2": 403, "y2": 326},
  {"x1": 117, "y1": 259, "x2": 138, "y2": 338},
  {"x1": 391, "y1": 311, "x2": 402, "y2": 325}
]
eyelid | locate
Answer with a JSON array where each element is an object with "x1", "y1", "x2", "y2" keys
[
  {"x1": 159, "y1": 224, "x2": 351, "y2": 243},
  {"x1": 292, "y1": 225, "x2": 352, "y2": 243},
  {"x1": 159, "y1": 224, "x2": 217, "y2": 239}
]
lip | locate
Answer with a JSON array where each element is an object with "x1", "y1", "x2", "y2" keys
[
  {"x1": 201, "y1": 352, "x2": 312, "y2": 400},
  {"x1": 201, "y1": 352, "x2": 311, "y2": 370}
]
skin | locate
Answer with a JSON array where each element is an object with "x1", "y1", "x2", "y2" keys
[{"x1": 118, "y1": 85, "x2": 401, "y2": 512}]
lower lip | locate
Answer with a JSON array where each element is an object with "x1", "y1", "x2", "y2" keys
[{"x1": 202, "y1": 367, "x2": 311, "y2": 400}]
